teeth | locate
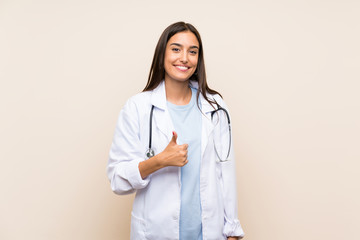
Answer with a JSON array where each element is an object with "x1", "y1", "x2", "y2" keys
[{"x1": 176, "y1": 66, "x2": 188, "y2": 70}]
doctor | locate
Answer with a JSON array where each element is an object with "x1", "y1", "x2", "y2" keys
[{"x1": 107, "y1": 22, "x2": 244, "y2": 240}]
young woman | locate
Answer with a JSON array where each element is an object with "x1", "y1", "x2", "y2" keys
[{"x1": 107, "y1": 22, "x2": 244, "y2": 240}]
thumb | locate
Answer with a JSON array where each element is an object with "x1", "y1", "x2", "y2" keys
[{"x1": 170, "y1": 131, "x2": 178, "y2": 144}]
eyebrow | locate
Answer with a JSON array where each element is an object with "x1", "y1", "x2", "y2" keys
[{"x1": 170, "y1": 43, "x2": 199, "y2": 49}]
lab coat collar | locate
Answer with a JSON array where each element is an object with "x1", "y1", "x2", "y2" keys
[
  {"x1": 150, "y1": 81, "x2": 167, "y2": 110},
  {"x1": 189, "y1": 80, "x2": 216, "y2": 113},
  {"x1": 150, "y1": 80, "x2": 216, "y2": 113}
]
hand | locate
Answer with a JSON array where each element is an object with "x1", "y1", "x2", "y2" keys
[
  {"x1": 157, "y1": 131, "x2": 188, "y2": 167},
  {"x1": 228, "y1": 237, "x2": 239, "y2": 240}
]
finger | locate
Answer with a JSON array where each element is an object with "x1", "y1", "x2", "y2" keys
[
  {"x1": 180, "y1": 150, "x2": 187, "y2": 157},
  {"x1": 170, "y1": 131, "x2": 178, "y2": 144},
  {"x1": 181, "y1": 143, "x2": 188, "y2": 150}
]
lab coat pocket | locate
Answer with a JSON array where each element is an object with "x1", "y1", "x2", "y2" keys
[{"x1": 130, "y1": 211, "x2": 146, "y2": 240}]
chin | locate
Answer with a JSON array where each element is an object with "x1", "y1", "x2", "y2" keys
[{"x1": 166, "y1": 73, "x2": 194, "y2": 83}]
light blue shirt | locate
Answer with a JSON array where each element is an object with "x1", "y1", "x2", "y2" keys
[{"x1": 167, "y1": 87, "x2": 203, "y2": 240}]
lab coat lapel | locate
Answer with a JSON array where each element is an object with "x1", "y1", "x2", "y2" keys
[
  {"x1": 200, "y1": 92, "x2": 216, "y2": 158},
  {"x1": 150, "y1": 81, "x2": 174, "y2": 142}
]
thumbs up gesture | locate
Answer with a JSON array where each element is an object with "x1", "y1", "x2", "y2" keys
[{"x1": 158, "y1": 131, "x2": 188, "y2": 167}]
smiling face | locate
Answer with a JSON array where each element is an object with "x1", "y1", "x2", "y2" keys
[{"x1": 164, "y1": 31, "x2": 199, "y2": 83}]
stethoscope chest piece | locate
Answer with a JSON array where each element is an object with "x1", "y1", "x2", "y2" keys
[{"x1": 145, "y1": 148, "x2": 155, "y2": 159}]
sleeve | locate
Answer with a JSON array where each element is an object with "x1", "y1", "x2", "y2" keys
[
  {"x1": 106, "y1": 98, "x2": 150, "y2": 195},
  {"x1": 219, "y1": 99, "x2": 245, "y2": 238}
]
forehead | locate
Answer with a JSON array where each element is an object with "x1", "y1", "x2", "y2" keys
[{"x1": 167, "y1": 31, "x2": 199, "y2": 47}]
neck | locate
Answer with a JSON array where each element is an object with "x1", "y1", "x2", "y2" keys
[{"x1": 164, "y1": 78, "x2": 192, "y2": 105}]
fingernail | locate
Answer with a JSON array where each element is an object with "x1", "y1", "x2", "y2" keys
[{"x1": 172, "y1": 131, "x2": 175, "y2": 135}]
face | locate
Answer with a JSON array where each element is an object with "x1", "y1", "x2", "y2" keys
[{"x1": 164, "y1": 31, "x2": 199, "y2": 83}]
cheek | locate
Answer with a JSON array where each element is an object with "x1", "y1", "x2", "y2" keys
[
  {"x1": 191, "y1": 55, "x2": 199, "y2": 65},
  {"x1": 167, "y1": 55, "x2": 175, "y2": 62},
  {"x1": 191, "y1": 58, "x2": 198, "y2": 70},
  {"x1": 164, "y1": 60, "x2": 173, "y2": 74},
  {"x1": 164, "y1": 53, "x2": 175, "y2": 66},
  {"x1": 164, "y1": 55, "x2": 172, "y2": 69}
]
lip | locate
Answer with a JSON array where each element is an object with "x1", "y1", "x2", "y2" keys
[{"x1": 174, "y1": 65, "x2": 190, "y2": 72}]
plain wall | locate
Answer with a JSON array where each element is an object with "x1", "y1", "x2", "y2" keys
[{"x1": 1, "y1": 0, "x2": 359, "y2": 239}]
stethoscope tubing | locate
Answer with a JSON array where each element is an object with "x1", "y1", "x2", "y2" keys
[
  {"x1": 149, "y1": 105, "x2": 155, "y2": 150},
  {"x1": 146, "y1": 102, "x2": 231, "y2": 161},
  {"x1": 145, "y1": 105, "x2": 155, "y2": 159},
  {"x1": 211, "y1": 105, "x2": 232, "y2": 162}
]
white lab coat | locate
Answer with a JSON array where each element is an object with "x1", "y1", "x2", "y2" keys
[{"x1": 107, "y1": 80, "x2": 244, "y2": 240}]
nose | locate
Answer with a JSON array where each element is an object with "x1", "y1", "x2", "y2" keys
[{"x1": 180, "y1": 52, "x2": 188, "y2": 63}]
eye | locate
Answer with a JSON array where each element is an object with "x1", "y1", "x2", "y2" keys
[
  {"x1": 190, "y1": 50, "x2": 198, "y2": 55},
  {"x1": 172, "y1": 48, "x2": 180, "y2": 52}
]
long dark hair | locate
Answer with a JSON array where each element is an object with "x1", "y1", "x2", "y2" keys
[{"x1": 142, "y1": 21, "x2": 222, "y2": 108}]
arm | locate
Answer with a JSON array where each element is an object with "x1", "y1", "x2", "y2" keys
[
  {"x1": 107, "y1": 100, "x2": 189, "y2": 194},
  {"x1": 219, "y1": 100, "x2": 245, "y2": 238},
  {"x1": 221, "y1": 141, "x2": 245, "y2": 238},
  {"x1": 107, "y1": 99, "x2": 150, "y2": 195}
]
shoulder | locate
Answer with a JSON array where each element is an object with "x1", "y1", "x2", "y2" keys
[
  {"x1": 121, "y1": 91, "x2": 152, "y2": 116},
  {"x1": 211, "y1": 93, "x2": 224, "y2": 104},
  {"x1": 205, "y1": 91, "x2": 226, "y2": 106},
  {"x1": 190, "y1": 81, "x2": 225, "y2": 106},
  {"x1": 207, "y1": 92, "x2": 232, "y2": 116},
  {"x1": 127, "y1": 91, "x2": 151, "y2": 105}
]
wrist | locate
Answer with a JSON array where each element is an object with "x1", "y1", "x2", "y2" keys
[{"x1": 153, "y1": 153, "x2": 165, "y2": 168}]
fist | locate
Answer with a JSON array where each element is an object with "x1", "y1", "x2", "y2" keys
[{"x1": 158, "y1": 131, "x2": 188, "y2": 167}]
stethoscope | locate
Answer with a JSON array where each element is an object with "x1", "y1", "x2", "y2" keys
[{"x1": 145, "y1": 103, "x2": 232, "y2": 162}]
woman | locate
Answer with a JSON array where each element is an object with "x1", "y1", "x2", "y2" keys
[{"x1": 107, "y1": 22, "x2": 244, "y2": 240}]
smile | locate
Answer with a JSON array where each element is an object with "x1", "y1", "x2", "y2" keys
[{"x1": 175, "y1": 65, "x2": 190, "y2": 71}]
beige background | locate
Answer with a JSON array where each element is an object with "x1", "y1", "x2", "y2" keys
[{"x1": 1, "y1": 0, "x2": 359, "y2": 239}]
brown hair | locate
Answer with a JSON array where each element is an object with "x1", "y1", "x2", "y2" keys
[{"x1": 142, "y1": 21, "x2": 222, "y2": 108}]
